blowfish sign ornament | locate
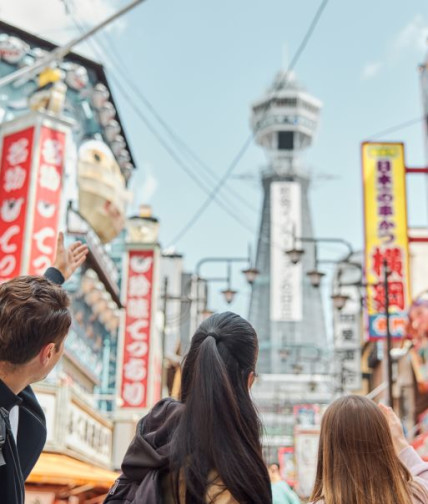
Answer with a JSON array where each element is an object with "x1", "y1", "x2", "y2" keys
[
  {"x1": 0, "y1": 114, "x2": 68, "y2": 280},
  {"x1": 362, "y1": 142, "x2": 411, "y2": 340}
]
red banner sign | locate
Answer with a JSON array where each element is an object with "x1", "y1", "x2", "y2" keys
[
  {"x1": 28, "y1": 126, "x2": 66, "y2": 275},
  {"x1": 0, "y1": 127, "x2": 35, "y2": 280},
  {"x1": 121, "y1": 249, "x2": 154, "y2": 409}
]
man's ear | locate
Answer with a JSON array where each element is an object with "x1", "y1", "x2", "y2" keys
[{"x1": 39, "y1": 342, "x2": 56, "y2": 366}]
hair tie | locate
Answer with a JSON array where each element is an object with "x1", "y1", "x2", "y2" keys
[{"x1": 206, "y1": 332, "x2": 221, "y2": 343}]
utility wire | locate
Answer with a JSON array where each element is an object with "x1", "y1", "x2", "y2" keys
[
  {"x1": 170, "y1": 0, "x2": 330, "y2": 245},
  {"x1": 70, "y1": 16, "x2": 258, "y2": 235},
  {"x1": 96, "y1": 31, "x2": 259, "y2": 216},
  {"x1": 366, "y1": 116, "x2": 425, "y2": 141}
]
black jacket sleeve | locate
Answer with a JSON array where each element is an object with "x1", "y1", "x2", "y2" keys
[{"x1": 43, "y1": 267, "x2": 65, "y2": 285}]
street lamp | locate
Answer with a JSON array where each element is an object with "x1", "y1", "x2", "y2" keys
[
  {"x1": 221, "y1": 288, "x2": 238, "y2": 304},
  {"x1": 195, "y1": 251, "x2": 259, "y2": 307},
  {"x1": 286, "y1": 234, "x2": 354, "y2": 288},
  {"x1": 306, "y1": 269, "x2": 325, "y2": 288},
  {"x1": 242, "y1": 267, "x2": 260, "y2": 285},
  {"x1": 331, "y1": 292, "x2": 350, "y2": 311},
  {"x1": 286, "y1": 247, "x2": 305, "y2": 265}
]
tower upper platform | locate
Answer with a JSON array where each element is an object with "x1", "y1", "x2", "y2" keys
[{"x1": 251, "y1": 70, "x2": 322, "y2": 172}]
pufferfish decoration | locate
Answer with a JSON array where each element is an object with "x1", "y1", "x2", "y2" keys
[{"x1": 77, "y1": 139, "x2": 132, "y2": 243}]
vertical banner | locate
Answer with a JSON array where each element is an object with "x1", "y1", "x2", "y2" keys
[
  {"x1": 278, "y1": 447, "x2": 296, "y2": 488},
  {"x1": 28, "y1": 126, "x2": 66, "y2": 274},
  {"x1": 333, "y1": 286, "x2": 362, "y2": 391},
  {"x1": 121, "y1": 249, "x2": 155, "y2": 409},
  {"x1": 294, "y1": 428, "x2": 319, "y2": 498},
  {"x1": 0, "y1": 127, "x2": 35, "y2": 281},
  {"x1": 362, "y1": 143, "x2": 411, "y2": 339},
  {"x1": 270, "y1": 181, "x2": 302, "y2": 321}
]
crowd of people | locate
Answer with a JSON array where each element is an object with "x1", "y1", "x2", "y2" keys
[{"x1": 0, "y1": 238, "x2": 428, "y2": 503}]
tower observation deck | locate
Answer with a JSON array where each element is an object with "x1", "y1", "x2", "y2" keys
[{"x1": 248, "y1": 70, "x2": 327, "y2": 374}]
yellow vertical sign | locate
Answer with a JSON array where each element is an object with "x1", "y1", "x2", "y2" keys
[{"x1": 362, "y1": 142, "x2": 411, "y2": 339}]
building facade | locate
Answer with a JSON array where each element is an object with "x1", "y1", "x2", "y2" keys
[{"x1": 0, "y1": 21, "x2": 164, "y2": 503}]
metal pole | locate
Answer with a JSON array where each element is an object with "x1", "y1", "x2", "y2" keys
[
  {"x1": 161, "y1": 276, "x2": 168, "y2": 394},
  {"x1": 0, "y1": 0, "x2": 146, "y2": 88},
  {"x1": 384, "y1": 259, "x2": 394, "y2": 408}
]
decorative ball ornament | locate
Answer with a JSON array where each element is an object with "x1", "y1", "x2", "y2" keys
[
  {"x1": 111, "y1": 135, "x2": 126, "y2": 156},
  {"x1": 104, "y1": 120, "x2": 121, "y2": 141},
  {"x1": 98, "y1": 102, "x2": 116, "y2": 126},
  {"x1": 92, "y1": 83, "x2": 110, "y2": 109}
]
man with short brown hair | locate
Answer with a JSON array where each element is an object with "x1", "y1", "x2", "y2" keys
[{"x1": 0, "y1": 233, "x2": 88, "y2": 504}]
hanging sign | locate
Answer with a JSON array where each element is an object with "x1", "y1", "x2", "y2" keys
[
  {"x1": 362, "y1": 142, "x2": 411, "y2": 339},
  {"x1": 0, "y1": 127, "x2": 35, "y2": 280},
  {"x1": 270, "y1": 181, "x2": 303, "y2": 321},
  {"x1": 120, "y1": 249, "x2": 155, "y2": 409},
  {"x1": 28, "y1": 125, "x2": 66, "y2": 274}
]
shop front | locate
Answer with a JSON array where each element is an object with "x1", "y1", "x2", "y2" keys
[{"x1": 26, "y1": 383, "x2": 118, "y2": 503}]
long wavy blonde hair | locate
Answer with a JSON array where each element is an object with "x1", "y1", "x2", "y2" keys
[{"x1": 310, "y1": 395, "x2": 427, "y2": 504}]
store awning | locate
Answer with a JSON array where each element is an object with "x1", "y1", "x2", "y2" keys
[{"x1": 27, "y1": 452, "x2": 119, "y2": 489}]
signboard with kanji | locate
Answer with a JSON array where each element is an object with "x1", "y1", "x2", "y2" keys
[
  {"x1": 120, "y1": 249, "x2": 155, "y2": 409},
  {"x1": 362, "y1": 142, "x2": 411, "y2": 339},
  {"x1": 28, "y1": 125, "x2": 66, "y2": 274},
  {"x1": 0, "y1": 127, "x2": 35, "y2": 280},
  {"x1": 0, "y1": 113, "x2": 70, "y2": 281},
  {"x1": 270, "y1": 181, "x2": 302, "y2": 321}
]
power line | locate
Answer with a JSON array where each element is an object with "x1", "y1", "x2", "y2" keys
[
  {"x1": 97, "y1": 31, "x2": 260, "y2": 216},
  {"x1": 70, "y1": 16, "x2": 259, "y2": 236},
  {"x1": 170, "y1": 0, "x2": 330, "y2": 245},
  {"x1": 366, "y1": 116, "x2": 424, "y2": 141}
]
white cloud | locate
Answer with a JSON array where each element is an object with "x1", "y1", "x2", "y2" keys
[
  {"x1": 0, "y1": 0, "x2": 127, "y2": 47},
  {"x1": 361, "y1": 61, "x2": 383, "y2": 80},
  {"x1": 361, "y1": 14, "x2": 428, "y2": 80},
  {"x1": 394, "y1": 14, "x2": 428, "y2": 52}
]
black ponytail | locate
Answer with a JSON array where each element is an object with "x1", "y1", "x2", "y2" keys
[{"x1": 170, "y1": 312, "x2": 272, "y2": 504}]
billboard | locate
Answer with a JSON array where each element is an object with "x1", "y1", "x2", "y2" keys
[
  {"x1": 362, "y1": 142, "x2": 411, "y2": 339},
  {"x1": 0, "y1": 127, "x2": 35, "y2": 279},
  {"x1": 28, "y1": 125, "x2": 66, "y2": 274},
  {"x1": 270, "y1": 181, "x2": 302, "y2": 321},
  {"x1": 0, "y1": 114, "x2": 69, "y2": 281},
  {"x1": 120, "y1": 249, "x2": 155, "y2": 409}
]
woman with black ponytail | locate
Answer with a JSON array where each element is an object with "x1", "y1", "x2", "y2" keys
[{"x1": 105, "y1": 312, "x2": 272, "y2": 504}]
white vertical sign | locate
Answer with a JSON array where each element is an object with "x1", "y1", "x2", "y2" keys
[
  {"x1": 333, "y1": 286, "x2": 362, "y2": 391},
  {"x1": 270, "y1": 181, "x2": 302, "y2": 321},
  {"x1": 294, "y1": 428, "x2": 319, "y2": 498}
]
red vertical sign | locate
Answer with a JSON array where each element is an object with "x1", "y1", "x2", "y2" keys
[
  {"x1": 28, "y1": 126, "x2": 66, "y2": 275},
  {"x1": 0, "y1": 128, "x2": 35, "y2": 281},
  {"x1": 121, "y1": 249, "x2": 154, "y2": 409}
]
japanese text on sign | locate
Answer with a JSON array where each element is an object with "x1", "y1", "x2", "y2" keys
[
  {"x1": 362, "y1": 143, "x2": 411, "y2": 339},
  {"x1": 28, "y1": 126, "x2": 65, "y2": 275},
  {"x1": 0, "y1": 128, "x2": 34, "y2": 280},
  {"x1": 270, "y1": 181, "x2": 302, "y2": 321},
  {"x1": 121, "y1": 250, "x2": 154, "y2": 408}
]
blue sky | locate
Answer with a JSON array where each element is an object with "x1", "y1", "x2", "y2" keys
[{"x1": 2, "y1": 0, "x2": 428, "y2": 325}]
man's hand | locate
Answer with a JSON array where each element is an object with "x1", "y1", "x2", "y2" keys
[
  {"x1": 379, "y1": 403, "x2": 409, "y2": 454},
  {"x1": 52, "y1": 232, "x2": 88, "y2": 281}
]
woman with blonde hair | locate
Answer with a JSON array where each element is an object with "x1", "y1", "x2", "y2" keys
[{"x1": 310, "y1": 395, "x2": 428, "y2": 504}]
